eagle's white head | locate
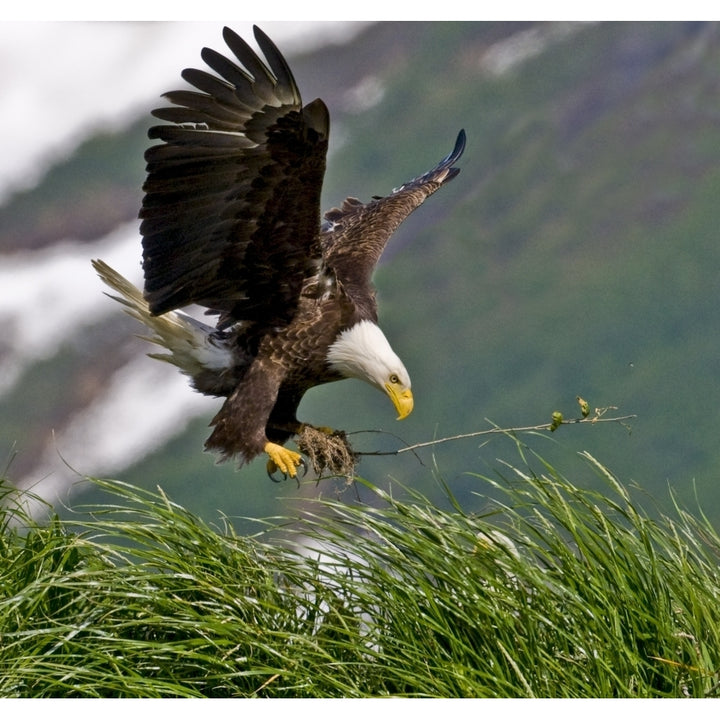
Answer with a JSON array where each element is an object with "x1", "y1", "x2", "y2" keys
[{"x1": 327, "y1": 320, "x2": 413, "y2": 419}]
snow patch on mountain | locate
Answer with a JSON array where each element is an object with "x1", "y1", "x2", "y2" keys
[{"x1": 0, "y1": 222, "x2": 143, "y2": 395}]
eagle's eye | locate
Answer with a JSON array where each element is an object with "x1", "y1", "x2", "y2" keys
[{"x1": 390, "y1": 374, "x2": 400, "y2": 384}]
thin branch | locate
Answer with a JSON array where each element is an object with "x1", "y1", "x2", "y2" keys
[{"x1": 354, "y1": 412, "x2": 637, "y2": 458}]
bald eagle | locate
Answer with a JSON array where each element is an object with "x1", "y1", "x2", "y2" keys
[{"x1": 93, "y1": 25, "x2": 464, "y2": 479}]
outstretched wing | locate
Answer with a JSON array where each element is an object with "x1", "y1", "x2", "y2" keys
[
  {"x1": 140, "y1": 25, "x2": 330, "y2": 328},
  {"x1": 322, "y1": 130, "x2": 465, "y2": 306}
]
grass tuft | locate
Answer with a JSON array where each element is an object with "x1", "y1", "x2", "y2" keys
[{"x1": 1, "y1": 450, "x2": 720, "y2": 697}]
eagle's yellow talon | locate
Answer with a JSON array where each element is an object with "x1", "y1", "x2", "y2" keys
[{"x1": 265, "y1": 442, "x2": 303, "y2": 480}]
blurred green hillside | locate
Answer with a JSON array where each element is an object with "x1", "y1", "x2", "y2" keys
[{"x1": 1, "y1": 22, "x2": 719, "y2": 527}]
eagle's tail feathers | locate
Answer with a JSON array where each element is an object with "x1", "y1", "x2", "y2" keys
[{"x1": 91, "y1": 259, "x2": 232, "y2": 380}]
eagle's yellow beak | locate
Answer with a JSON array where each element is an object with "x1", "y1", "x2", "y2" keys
[{"x1": 385, "y1": 383, "x2": 414, "y2": 420}]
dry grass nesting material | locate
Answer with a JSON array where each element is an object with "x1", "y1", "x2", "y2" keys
[{"x1": 296, "y1": 425, "x2": 358, "y2": 479}]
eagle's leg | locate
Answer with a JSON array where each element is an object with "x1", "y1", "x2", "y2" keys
[{"x1": 264, "y1": 442, "x2": 306, "y2": 482}]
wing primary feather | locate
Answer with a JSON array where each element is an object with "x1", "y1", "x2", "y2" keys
[
  {"x1": 252, "y1": 25, "x2": 303, "y2": 106},
  {"x1": 391, "y1": 128, "x2": 466, "y2": 194},
  {"x1": 200, "y1": 46, "x2": 254, "y2": 87},
  {"x1": 180, "y1": 67, "x2": 239, "y2": 105},
  {"x1": 220, "y1": 26, "x2": 283, "y2": 104},
  {"x1": 446, "y1": 129, "x2": 466, "y2": 166}
]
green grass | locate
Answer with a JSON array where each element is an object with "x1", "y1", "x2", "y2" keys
[{"x1": 2, "y1": 447, "x2": 720, "y2": 697}]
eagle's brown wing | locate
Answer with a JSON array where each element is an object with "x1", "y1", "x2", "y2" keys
[
  {"x1": 140, "y1": 25, "x2": 329, "y2": 329},
  {"x1": 321, "y1": 129, "x2": 465, "y2": 316}
]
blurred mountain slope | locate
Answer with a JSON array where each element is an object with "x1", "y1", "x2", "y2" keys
[{"x1": 2, "y1": 21, "x2": 719, "y2": 524}]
